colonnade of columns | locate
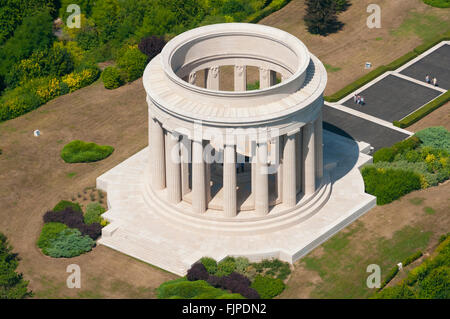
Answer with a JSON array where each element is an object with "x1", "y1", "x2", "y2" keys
[{"x1": 149, "y1": 65, "x2": 323, "y2": 218}]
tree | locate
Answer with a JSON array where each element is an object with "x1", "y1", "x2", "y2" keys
[
  {"x1": 0, "y1": 233, "x2": 32, "y2": 299},
  {"x1": 0, "y1": 0, "x2": 60, "y2": 45},
  {"x1": 304, "y1": 0, "x2": 344, "y2": 36},
  {"x1": 138, "y1": 36, "x2": 166, "y2": 60},
  {"x1": 0, "y1": 10, "x2": 54, "y2": 77}
]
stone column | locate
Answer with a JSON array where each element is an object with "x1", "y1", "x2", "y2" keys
[
  {"x1": 314, "y1": 111, "x2": 324, "y2": 183},
  {"x1": 234, "y1": 65, "x2": 247, "y2": 91},
  {"x1": 165, "y1": 131, "x2": 182, "y2": 204},
  {"x1": 259, "y1": 67, "x2": 271, "y2": 89},
  {"x1": 283, "y1": 133, "x2": 297, "y2": 207},
  {"x1": 255, "y1": 142, "x2": 269, "y2": 215},
  {"x1": 295, "y1": 130, "x2": 302, "y2": 193},
  {"x1": 181, "y1": 136, "x2": 190, "y2": 197},
  {"x1": 251, "y1": 159, "x2": 256, "y2": 206},
  {"x1": 303, "y1": 122, "x2": 316, "y2": 195},
  {"x1": 204, "y1": 140, "x2": 212, "y2": 204},
  {"x1": 150, "y1": 117, "x2": 166, "y2": 190},
  {"x1": 276, "y1": 135, "x2": 283, "y2": 201},
  {"x1": 223, "y1": 144, "x2": 237, "y2": 217},
  {"x1": 188, "y1": 71, "x2": 197, "y2": 85},
  {"x1": 206, "y1": 66, "x2": 220, "y2": 90},
  {"x1": 192, "y1": 139, "x2": 206, "y2": 213}
]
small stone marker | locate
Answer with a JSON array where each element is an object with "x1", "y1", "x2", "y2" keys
[
  {"x1": 365, "y1": 62, "x2": 372, "y2": 69},
  {"x1": 397, "y1": 262, "x2": 403, "y2": 271},
  {"x1": 33, "y1": 130, "x2": 41, "y2": 137}
]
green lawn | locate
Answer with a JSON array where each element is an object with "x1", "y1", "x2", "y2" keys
[
  {"x1": 391, "y1": 12, "x2": 450, "y2": 42},
  {"x1": 299, "y1": 222, "x2": 432, "y2": 298}
]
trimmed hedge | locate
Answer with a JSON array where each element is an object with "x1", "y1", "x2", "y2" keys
[
  {"x1": 245, "y1": 0, "x2": 292, "y2": 23},
  {"x1": 53, "y1": 200, "x2": 82, "y2": 213},
  {"x1": 61, "y1": 140, "x2": 114, "y2": 163},
  {"x1": 157, "y1": 278, "x2": 244, "y2": 299},
  {"x1": 423, "y1": 0, "x2": 450, "y2": 8},
  {"x1": 324, "y1": 66, "x2": 388, "y2": 102},
  {"x1": 403, "y1": 251, "x2": 423, "y2": 267},
  {"x1": 250, "y1": 275, "x2": 286, "y2": 299},
  {"x1": 362, "y1": 167, "x2": 422, "y2": 205},
  {"x1": 373, "y1": 136, "x2": 421, "y2": 163},
  {"x1": 394, "y1": 91, "x2": 450, "y2": 128},
  {"x1": 324, "y1": 31, "x2": 450, "y2": 103}
]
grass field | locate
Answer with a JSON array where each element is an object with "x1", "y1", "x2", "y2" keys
[
  {"x1": 259, "y1": 0, "x2": 450, "y2": 95},
  {"x1": 280, "y1": 181, "x2": 450, "y2": 298},
  {"x1": 0, "y1": 0, "x2": 449, "y2": 299}
]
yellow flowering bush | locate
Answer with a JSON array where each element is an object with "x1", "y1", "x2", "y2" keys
[
  {"x1": 62, "y1": 68, "x2": 100, "y2": 92},
  {"x1": 36, "y1": 78, "x2": 62, "y2": 103}
]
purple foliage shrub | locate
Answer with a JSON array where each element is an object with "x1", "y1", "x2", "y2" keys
[
  {"x1": 43, "y1": 208, "x2": 102, "y2": 240},
  {"x1": 187, "y1": 262, "x2": 209, "y2": 281}
]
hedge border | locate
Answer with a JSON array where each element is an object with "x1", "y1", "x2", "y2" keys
[
  {"x1": 393, "y1": 91, "x2": 450, "y2": 128},
  {"x1": 324, "y1": 31, "x2": 450, "y2": 103},
  {"x1": 245, "y1": 0, "x2": 292, "y2": 23}
]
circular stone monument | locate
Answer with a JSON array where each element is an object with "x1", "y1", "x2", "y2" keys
[
  {"x1": 142, "y1": 23, "x2": 329, "y2": 234},
  {"x1": 97, "y1": 23, "x2": 376, "y2": 274}
]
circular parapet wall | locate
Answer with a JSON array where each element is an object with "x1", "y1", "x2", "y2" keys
[{"x1": 143, "y1": 23, "x2": 328, "y2": 224}]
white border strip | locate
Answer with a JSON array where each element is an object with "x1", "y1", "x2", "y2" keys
[
  {"x1": 395, "y1": 41, "x2": 450, "y2": 73},
  {"x1": 336, "y1": 41, "x2": 450, "y2": 105},
  {"x1": 392, "y1": 73, "x2": 446, "y2": 93},
  {"x1": 324, "y1": 102, "x2": 414, "y2": 136}
]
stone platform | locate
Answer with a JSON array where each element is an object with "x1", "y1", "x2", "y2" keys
[{"x1": 97, "y1": 130, "x2": 376, "y2": 276}]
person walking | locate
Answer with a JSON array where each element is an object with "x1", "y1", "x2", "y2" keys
[
  {"x1": 433, "y1": 77, "x2": 438, "y2": 86},
  {"x1": 425, "y1": 74, "x2": 430, "y2": 84},
  {"x1": 356, "y1": 95, "x2": 361, "y2": 105},
  {"x1": 353, "y1": 93, "x2": 357, "y2": 103},
  {"x1": 360, "y1": 96, "x2": 365, "y2": 105}
]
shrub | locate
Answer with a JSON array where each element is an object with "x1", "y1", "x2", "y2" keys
[
  {"x1": 61, "y1": 140, "x2": 114, "y2": 163},
  {"x1": 157, "y1": 279, "x2": 234, "y2": 299},
  {"x1": 102, "y1": 66, "x2": 124, "y2": 89},
  {"x1": 138, "y1": 36, "x2": 166, "y2": 60},
  {"x1": 362, "y1": 166, "x2": 422, "y2": 205},
  {"x1": 116, "y1": 45, "x2": 148, "y2": 83},
  {"x1": 200, "y1": 257, "x2": 218, "y2": 275},
  {"x1": 61, "y1": 67, "x2": 100, "y2": 92},
  {"x1": 84, "y1": 202, "x2": 106, "y2": 225},
  {"x1": 417, "y1": 265, "x2": 450, "y2": 299},
  {"x1": 53, "y1": 200, "x2": 82, "y2": 213},
  {"x1": 0, "y1": 232, "x2": 32, "y2": 299},
  {"x1": 37, "y1": 222, "x2": 68, "y2": 249},
  {"x1": 187, "y1": 263, "x2": 209, "y2": 281},
  {"x1": 378, "y1": 266, "x2": 399, "y2": 290},
  {"x1": 403, "y1": 251, "x2": 423, "y2": 267},
  {"x1": 235, "y1": 256, "x2": 250, "y2": 275},
  {"x1": 373, "y1": 283, "x2": 416, "y2": 299},
  {"x1": 216, "y1": 258, "x2": 237, "y2": 277},
  {"x1": 43, "y1": 207, "x2": 102, "y2": 240},
  {"x1": 250, "y1": 275, "x2": 285, "y2": 299},
  {"x1": 423, "y1": 0, "x2": 450, "y2": 8},
  {"x1": 415, "y1": 127, "x2": 450, "y2": 152},
  {"x1": 43, "y1": 228, "x2": 95, "y2": 258}
]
